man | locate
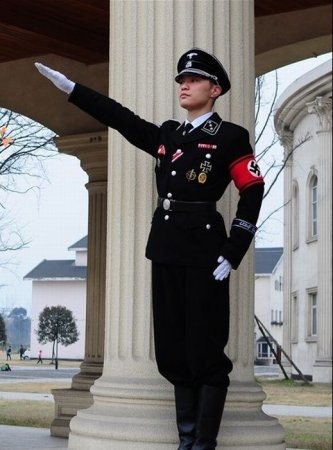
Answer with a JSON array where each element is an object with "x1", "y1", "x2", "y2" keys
[
  {"x1": 6, "y1": 346, "x2": 11, "y2": 361},
  {"x1": 35, "y1": 48, "x2": 264, "y2": 450}
]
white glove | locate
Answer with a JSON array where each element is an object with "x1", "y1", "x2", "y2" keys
[
  {"x1": 213, "y1": 256, "x2": 232, "y2": 281},
  {"x1": 34, "y1": 62, "x2": 75, "y2": 94}
]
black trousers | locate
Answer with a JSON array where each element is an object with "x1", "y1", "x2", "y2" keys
[{"x1": 152, "y1": 262, "x2": 233, "y2": 389}]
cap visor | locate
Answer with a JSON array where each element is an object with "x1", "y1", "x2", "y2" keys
[{"x1": 175, "y1": 69, "x2": 217, "y2": 83}]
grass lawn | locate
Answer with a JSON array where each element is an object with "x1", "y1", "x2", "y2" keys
[
  {"x1": 1, "y1": 380, "x2": 71, "y2": 393},
  {"x1": 280, "y1": 416, "x2": 332, "y2": 450},
  {"x1": 258, "y1": 378, "x2": 332, "y2": 449},
  {"x1": 257, "y1": 378, "x2": 332, "y2": 406},
  {"x1": 0, "y1": 400, "x2": 54, "y2": 428}
]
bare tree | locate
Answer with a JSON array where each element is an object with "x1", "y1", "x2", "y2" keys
[
  {"x1": 254, "y1": 72, "x2": 310, "y2": 240},
  {"x1": 0, "y1": 108, "x2": 56, "y2": 256}
]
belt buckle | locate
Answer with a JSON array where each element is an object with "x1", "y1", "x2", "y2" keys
[{"x1": 162, "y1": 199, "x2": 171, "y2": 210}]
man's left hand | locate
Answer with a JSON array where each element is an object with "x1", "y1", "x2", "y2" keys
[{"x1": 213, "y1": 256, "x2": 231, "y2": 281}]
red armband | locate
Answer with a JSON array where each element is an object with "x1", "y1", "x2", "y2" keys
[{"x1": 229, "y1": 155, "x2": 264, "y2": 192}]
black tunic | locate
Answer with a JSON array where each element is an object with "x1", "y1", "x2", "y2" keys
[
  {"x1": 69, "y1": 84, "x2": 264, "y2": 269},
  {"x1": 68, "y1": 83, "x2": 265, "y2": 387}
]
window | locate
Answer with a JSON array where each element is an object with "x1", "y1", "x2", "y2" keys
[
  {"x1": 271, "y1": 309, "x2": 283, "y2": 326},
  {"x1": 291, "y1": 293, "x2": 298, "y2": 343},
  {"x1": 307, "y1": 290, "x2": 318, "y2": 339},
  {"x1": 257, "y1": 342, "x2": 273, "y2": 359},
  {"x1": 310, "y1": 175, "x2": 318, "y2": 238},
  {"x1": 275, "y1": 276, "x2": 283, "y2": 291}
]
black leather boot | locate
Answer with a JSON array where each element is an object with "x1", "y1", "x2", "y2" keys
[
  {"x1": 174, "y1": 385, "x2": 198, "y2": 450},
  {"x1": 191, "y1": 385, "x2": 227, "y2": 450}
]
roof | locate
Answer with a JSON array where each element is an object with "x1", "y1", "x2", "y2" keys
[
  {"x1": 0, "y1": 0, "x2": 110, "y2": 64},
  {"x1": 0, "y1": 0, "x2": 330, "y2": 64},
  {"x1": 24, "y1": 260, "x2": 86, "y2": 280},
  {"x1": 255, "y1": 247, "x2": 283, "y2": 275},
  {"x1": 256, "y1": 335, "x2": 274, "y2": 343},
  {"x1": 69, "y1": 236, "x2": 88, "y2": 250}
]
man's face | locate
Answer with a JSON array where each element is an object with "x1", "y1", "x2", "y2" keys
[{"x1": 177, "y1": 75, "x2": 221, "y2": 112}]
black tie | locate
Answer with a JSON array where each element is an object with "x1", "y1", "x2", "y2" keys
[{"x1": 183, "y1": 123, "x2": 193, "y2": 135}]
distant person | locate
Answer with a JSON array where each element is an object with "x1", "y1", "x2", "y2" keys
[
  {"x1": 19, "y1": 345, "x2": 24, "y2": 360},
  {"x1": 0, "y1": 363, "x2": 11, "y2": 371},
  {"x1": 6, "y1": 347, "x2": 11, "y2": 361},
  {"x1": 37, "y1": 350, "x2": 43, "y2": 364}
]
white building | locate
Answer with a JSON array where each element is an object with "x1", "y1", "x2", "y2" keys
[
  {"x1": 24, "y1": 237, "x2": 87, "y2": 360},
  {"x1": 275, "y1": 60, "x2": 332, "y2": 382},
  {"x1": 255, "y1": 247, "x2": 283, "y2": 365}
]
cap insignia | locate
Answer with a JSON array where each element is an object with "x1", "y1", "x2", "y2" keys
[
  {"x1": 185, "y1": 61, "x2": 192, "y2": 68},
  {"x1": 186, "y1": 52, "x2": 198, "y2": 59}
]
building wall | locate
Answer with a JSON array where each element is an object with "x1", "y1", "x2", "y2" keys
[
  {"x1": 290, "y1": 113, "x2": 321, "y2": 378},
  {"x1": 269, "y1": 260, "x2": 284, "y2": 345},
  {"x1": 30, "y1": 280, "x2": 86, "y2": 360},
  {"x1": 275, "y1": 60, "x2": 332, "y2": 382}
]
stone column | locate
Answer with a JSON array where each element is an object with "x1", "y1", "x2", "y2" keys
[
  {"x1": 308, "y1": 97, "x2": 332, "y2": 382},
  {"x1": 279, "y1": 131, "x2": 294, "y2": 373},
  {"x1": 51, "y1": 131, "x2": 108, "y2": 437},
  {"x1": 68, "y1": 1, "x2": 285, "y2": 449},
  {"x1": 212, "y1": 2, "x2": 285, "y2": 448}
]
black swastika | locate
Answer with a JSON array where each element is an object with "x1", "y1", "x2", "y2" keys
[{"x1": 248, "y1": 160, "x2": 261, "y2": 177}]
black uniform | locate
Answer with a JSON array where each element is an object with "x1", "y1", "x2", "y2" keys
[{"x1": 69, "y1": 84, "x2": 264, "y2": 389}]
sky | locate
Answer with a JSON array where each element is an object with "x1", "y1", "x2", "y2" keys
[{"x1": 0, "y1": 52, "x2": 331, "y2": 314}]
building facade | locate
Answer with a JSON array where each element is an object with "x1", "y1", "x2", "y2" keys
[
  {"x1": 275, "y1": 60, "x2": 332, "y2": 382},
  {"x1": 24, "y1": 237, "x2": 87, "y2": 360},
  {"x1": 255, "y1": 247, "x2": 283, "y2": 365}
]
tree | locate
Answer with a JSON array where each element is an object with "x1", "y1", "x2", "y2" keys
[
  {"x1": 254, "y1": 72, "x2": 310, "y2": 243},
  {"x1": 36, "y1": 305, "x2": 79, "y2": 369},
  {"x1": 0, "y1": 313, "x2": 7, "y2": 347},
  {"x1": 0, "y1": 108, "x2": 56, "y2": 256},
  {"x1": 8, "y1": 307, "x2": 27, "y2": 318},
  {"x1": 5, "y1": 307, "x2": 31, "y2": 349}
]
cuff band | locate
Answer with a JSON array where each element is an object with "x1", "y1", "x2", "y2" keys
[{"x1": 232, "y1": 218, "x2": 257, "y2": 235}]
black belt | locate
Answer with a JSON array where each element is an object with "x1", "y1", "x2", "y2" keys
[{"x1": 158, "y1": 197, "x2": 216, "y2": 212}]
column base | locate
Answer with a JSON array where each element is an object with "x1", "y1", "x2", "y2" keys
[
  {"x1": 217, "y1": 381, "x2": 286, "y2": 449},
  {"x1": 67, "y1": 379, "x2": 285, "y2": 449},
  {"x1": 51, "y1": 362, "x2": 102, "y2": 437},
  {"x1": 68, "y1": 376, "x2": 176, "y2": 449},
  {"x1": 51, "y1": 388, "x2": 94, "y2": 438},
  {"x1": 70, "y1": 361, "x2": 103, "y2": 390}
]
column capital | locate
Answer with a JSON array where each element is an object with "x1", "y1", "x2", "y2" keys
[
  {"x1": 56, "y1": 131, "x2": 108, "y2": 182},
  {"x1": 278, "y1": 129, "x2": 294, "y2": 164},
  {"x1": 307, "y1": 96, "x2": 332, "y2": 132}
]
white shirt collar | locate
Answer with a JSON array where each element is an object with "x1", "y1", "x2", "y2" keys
[{"x1": 185, "y1": 112, "x2": 214, "y2": 131}]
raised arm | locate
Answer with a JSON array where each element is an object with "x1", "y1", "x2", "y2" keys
[{"x1": 34, "y1": 63, "x2": 161, "y2": 156}]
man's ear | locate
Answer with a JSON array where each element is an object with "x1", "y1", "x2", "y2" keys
[{"x1": 211, "y1": 84, "x2": 222, "y2": 98}]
